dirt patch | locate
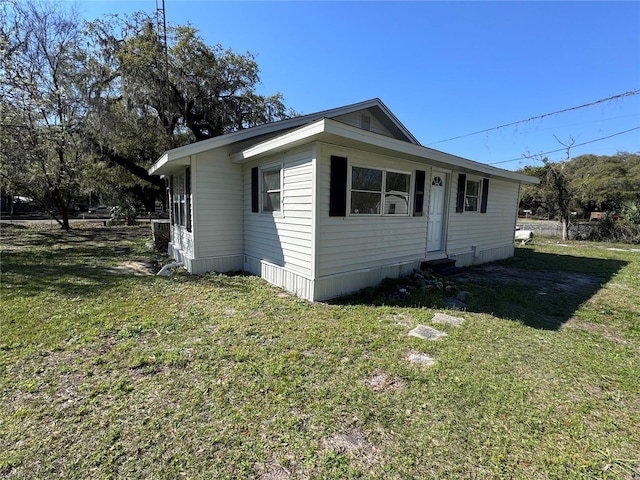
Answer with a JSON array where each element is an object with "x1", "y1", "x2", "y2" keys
[
  {"x1": 364, "y1": 370, "x2": 406, "y2": 392},
  {"x1": 383, "y1": 312, "x2": 415, "y2": 328},
  {"x1": 255, "y1": 464, "x2": 292, "y2": 480},
  {"x1": 104, "y1": 261, "x2": 156, "y2": 276},
  {"x1": 456, "y1": 265, "x2": 599, "y2": 296},
  {"x1": 563, "y1": 317, "x2": 627, "y2": 344},
  {"x1": 320, "y1": 429, "x2": 378, "y2": 467}
]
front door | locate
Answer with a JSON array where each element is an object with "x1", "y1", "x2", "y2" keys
[{"x1": 427, "y1": 172, "x2": 446, "y2": 252}]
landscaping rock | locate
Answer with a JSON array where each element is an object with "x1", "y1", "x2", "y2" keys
[
  {"x1": 457, "y1": 290, "x2": 472, "y2": 302},
  {"x1": 431, "y1": 312, "x2": 464, "y2": 326},
  {"x1": 406, "y1": 351, "x2": 435, "y2": 366},
  {"x1": 444, "y1": 285, "x2": 458, "y2": 295},
  {"x1": 408, "y1": 324, "x2": 447, "y2": 341}
]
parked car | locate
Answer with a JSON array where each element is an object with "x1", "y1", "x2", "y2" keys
[{"x1": 89, "y1": 205, "x2": 112, "y2": 215}]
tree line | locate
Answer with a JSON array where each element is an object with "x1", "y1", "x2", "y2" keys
[
  {"x1": 0, "y1": 1, "x2": 295, "y2": 229},
  {"x1": 519, "y1": 151, "x2": 640, "y2": 241}
]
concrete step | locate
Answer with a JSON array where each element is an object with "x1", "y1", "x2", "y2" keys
[{"x1": 420, "y1": 258, "x2": 464, "y2": 277}]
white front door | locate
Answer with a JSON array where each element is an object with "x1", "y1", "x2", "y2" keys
[{"x1": 427, "y1": 172, "x2": 446, "y2": 252}]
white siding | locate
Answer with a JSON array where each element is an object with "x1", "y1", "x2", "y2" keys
[
  {"x1": 190, "y1": 255, "x2": 243, "y2": 275},
  {"x1": 333, "y1": 109, "x2": 396, "y2": 138},
  {"x1": 193, "y1": 150, "x2": 244, "y2": 259},
  {"x1": 313, "y1": 260, "x2": 420, "y2": 301},
  {"x1": 316, "y1": 144, "x2": 429, "y2": 278},
  {"x1": 243, "y1": 145, "x2": 314, "y2": 277},
  {"x1": 244, "y1": 256, "x2": 315, "y2": 301},
  {"x1": 446, "y1": 174, "x2": 520, "y2": 264}
]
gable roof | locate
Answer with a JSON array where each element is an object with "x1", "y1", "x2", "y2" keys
[
  {"x1": 148, "y1": 98, "x2": 538, "y2": 185},
  {"x1": 230, "y1": 118, "x2": 539, "y2": 185},
  {"x1": 149, "y1": 98, "x2": 417, "y2": 176}
]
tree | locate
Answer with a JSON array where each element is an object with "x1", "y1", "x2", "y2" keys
[
  {"x1": 520, "y1": 160, "x2": 574, "y2": 239},
  {"x1": 0, "y1": 0, "x2": 88, "y2": 230},
  {"x1": 83, "y1": 14, "x2": 295, "y2": 179},
  {"x1": 565, "y1": 152, "x2": 640, "y2": 215},
  {"x1": 1, "y1": 4, "x2": 297, "y2": 223},
  {"x1": 520, "y1": 151, "x2": 640, "y2": 227},
  {"x1": 519, "y1": 137, "x2": 576, "y2": 240}
]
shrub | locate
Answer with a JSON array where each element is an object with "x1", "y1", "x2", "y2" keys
[{"x1": 587, "y1": 215, "x2": 640, "y2": 244}]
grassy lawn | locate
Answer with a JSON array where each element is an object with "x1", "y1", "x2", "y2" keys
[{"x1": 1, "y1": 224, "x2": 639, "y2": 479}]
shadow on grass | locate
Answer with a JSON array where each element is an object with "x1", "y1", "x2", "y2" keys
[
  {"x1": 1, "y1": 226, "x2": 156, "y2": 298},
  {"x1": 336, "y1": 248, "x2": 628, "y2": 331},
  {"x1": 461, "y1": 248, "x2": 628, "y2": 330}
]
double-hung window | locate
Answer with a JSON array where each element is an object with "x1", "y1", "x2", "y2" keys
[
  {"x1": 464, "y1": 179, "x2": 480, "y2": 212},
  {"x1": 262, "y1": 166, "x2": 281, "y2": 213},
  {"x1": 456, "y1": 174, "x2": 489, "y2": 214},
  {"x1": 350, "y1": 166, "x2": 411, "y2": 215}
]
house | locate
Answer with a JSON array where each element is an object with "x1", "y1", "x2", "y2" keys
[{"x1": 148, "y1": 99, "x2": 538, "y2": 301}]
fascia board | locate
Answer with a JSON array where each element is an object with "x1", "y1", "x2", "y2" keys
[
  {"x1": 322, "y1": 120, "x2": 540, "y2": 184},
  {"x1": 148, "y1": 152, "x2": 169, "y2": 176},
  {"x1": 230, "y1": 120, "x2": 328, "y2": 162}
]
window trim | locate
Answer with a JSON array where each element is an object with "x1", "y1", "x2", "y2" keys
[
  {"x1": 260, "y1": 163, "x2": 283, "y2": 214},
  {"x1": 348, "y1": 164, "x2": 412, "y2": 217},
  {"x1": 456, "y1": 174, "x2": 488, "y2": 214},
  {"x1": 464, "y1": 178, "x2": 481, "y2": 212}
]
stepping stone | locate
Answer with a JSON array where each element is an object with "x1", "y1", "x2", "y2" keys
[
  {"x1": 407, "y1": 351, "x2": 435, "y2": 366},
  {"x1": 431, "y1": 313, "x2": 464, "y2": 327},
  {"x1": 408, "y1": 324, "x2": 447, "y2": 341}
]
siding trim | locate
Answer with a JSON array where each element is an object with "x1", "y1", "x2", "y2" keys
[{"x1": 311, "y1": 142, "x2": 318, "y2": 279}]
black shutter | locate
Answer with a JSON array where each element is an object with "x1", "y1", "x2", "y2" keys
[
  {"x1": 456, "y1": 173, "x2": 466, "y2": 213},
  {"x1": 329, "y1": 156, "x2": 348, "y2": 216},
  {"x1": 413, "y1": 170, "x2": 426, "y2": 216},
  {"x1": 251, "y1": 167, "x2": 259, "y2": 213},
  {"x1": 480, "y1": 178, "x2": 489, "y2": 213}
]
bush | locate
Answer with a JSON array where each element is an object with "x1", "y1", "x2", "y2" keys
[
  {"x1": 587, "y1": 215, "x2": 640, "y2": 244},
  {"x1": 110, "y1": 201, "x2": 137, "y2": 226}
]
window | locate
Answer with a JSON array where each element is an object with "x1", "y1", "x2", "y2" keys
[
  {"x1": 262, "y1": 166, "x2": 281, "y2": 212},
  {"x1": 350, "y1": 166, "x2": 411, "y2": 215},
  {"x1": 464, "y1": 179, "x2": 480, "y2": 212},
  {"x1": 170, "y1": 168, "x2": 192, "y2": 231},
  {"x1": 456, "y1": 174, "x2": 489, "y2": 214}
]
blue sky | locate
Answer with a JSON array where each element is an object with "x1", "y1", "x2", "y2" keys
[{"x1": 76, "y1": 1, "x2": 640, "y2": 171}]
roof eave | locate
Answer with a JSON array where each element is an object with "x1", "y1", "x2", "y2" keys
[
  {"x1": 231, "y1": 118, "x2": 539, "y2": 184},
  {"x1": 147, "y1": 98, "x2": 422, "y2": 176}
]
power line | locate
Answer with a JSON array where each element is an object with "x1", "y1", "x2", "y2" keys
[
  {"x1": 488, "y1": 126, "x2": 640, "y2": 166},
  {"x1": 426, "y1": 89, "x2": 640, "y2": 146}
]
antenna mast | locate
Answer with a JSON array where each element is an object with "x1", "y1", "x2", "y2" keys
[{"x1": 155, "y1": 0, "x2": 170, "y2": 147}]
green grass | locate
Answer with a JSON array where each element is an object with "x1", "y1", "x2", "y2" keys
[{"x1": 1, "y1": 225, "x2": 639, "y2": 479}]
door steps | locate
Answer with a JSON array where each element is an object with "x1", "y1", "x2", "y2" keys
[{"x1": 420, "y1": 258, "x2": 465, "y2": 277}]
